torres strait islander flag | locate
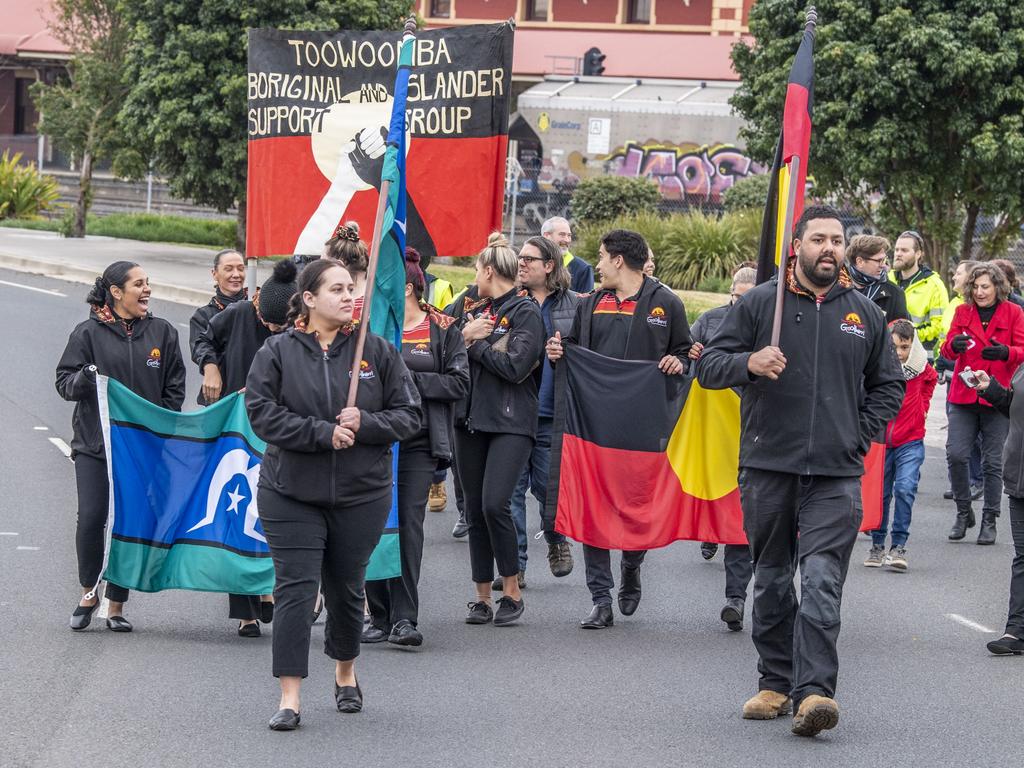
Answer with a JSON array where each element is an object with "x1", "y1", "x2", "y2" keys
[
  {"x1": 546, "y1": 346, "x2": 884, "y2": 550},
  {"x1": 246, "y1": 23, "x2": 514, "y2": 259}
]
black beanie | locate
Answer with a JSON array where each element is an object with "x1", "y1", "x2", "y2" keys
[{"x1": 259, "y1": 260, "x2": 297, "y2": 326}]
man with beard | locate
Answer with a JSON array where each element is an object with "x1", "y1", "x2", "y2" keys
[
  {"x1": 889, "y1": 230, "x2": 948, "y2": 352},
  {"x1": 698, "y1": 205, "x2": 905, "y2": 737},
  {"x1": 542, "y1": 216, "x2": 594, "y2": 294}
]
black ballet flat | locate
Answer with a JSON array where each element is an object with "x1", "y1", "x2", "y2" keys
[
  {"x1": 70, "y1": 599, "x2": 100, "y2": 631},
  {"x1": 106, "y1": 615, "x2": 133, "y2": 633},
  {"x1": 268, "y1": 708, "x2": 301, "y2": 731},
  {"x1": 335, "y1": 678, "x2": 363, "y2": 713}
]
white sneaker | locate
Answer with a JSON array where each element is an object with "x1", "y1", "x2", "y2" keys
[{"x1": 884, "y1": 546, "x2": 908, "y2": 572}]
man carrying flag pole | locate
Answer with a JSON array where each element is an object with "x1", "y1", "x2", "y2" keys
[{"x1": 698, "y1": 9, "x2": 906, "y2": 738}]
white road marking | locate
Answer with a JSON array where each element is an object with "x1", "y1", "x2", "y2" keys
[
  {"x1": 48, "y1": 437, "x2": 72, "y2": 458},
  {"x1": 33, "y1": 426, "x2": 49, "y2": 431},
  {"x1": 0, "y1": 279, "x2": 66, "y2": 297},
  {"x1": 177, "y1": 322, "x2": 189, "y2": 329},
  {"x1": 97, "y1": 599, "x2": 109, "y2": 620},
  {"x1": 0, "y1": 532, "x2": 18, "y2": 536},
  {"x1": 945, "y1": 613, "x2": 995, "y2": 634},
  {"x1": 16, "y1": 546, "x2": 39, "y2": 551}
]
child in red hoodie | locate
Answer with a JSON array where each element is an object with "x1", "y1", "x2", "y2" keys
[{"x1": 865, "y1": 319, "x2": 938, "y2": 571}]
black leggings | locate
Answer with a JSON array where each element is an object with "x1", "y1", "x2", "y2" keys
[
  {"x1": 366, "y1": 436, "x2": 436, "y2": 629},
  {"x1": 258, "y1": 487, "x2": 391, "y2": 678},
  {"x1": 454, "y1": 429, "x2": 533, "y2": 583},
  {"x1": 74, "y1": 454, "x2": 129, "y2": 603}
]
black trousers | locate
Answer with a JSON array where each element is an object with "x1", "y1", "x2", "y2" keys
[
  {"x1": 1006, "y1": 496, "x2": 1024, "y2": 637},
  {"x1": 583, "y1": 546, "x2": 647, "y2": 606},
  {"x1": 74, "y1": 454, "x2": 129, "y2": 603},
  {"x1": 366, "y1": 436, "x2": 436, "y2": 630},
  {"x1": 724, "y1": 543, "x2": 754, "y2": 600},
  {"x1": 258, "y1": 487, "x2": 391, "y2": 678},
  {"x1": 947, "y1": 404, "x2": 1008, "y2": 516},
  {"x1": 228, "y1": 593, "x2": 260, "y2": 621},
  {"x1": 739, "y1": 469, "x2": 861, "y2": 705},
  {"x1": 454, "y1": 429, "x2": 533, "y2": 583}
]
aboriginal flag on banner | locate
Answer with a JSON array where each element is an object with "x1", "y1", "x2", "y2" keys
[
  {"x1": 755, "y1": 14, "x2": 815, "y2": 284},
  {"x1": 246, "y1": 24, "x2": 514, "y2": 259},
  {"x1": 545, "y1": 346, "x2": 884, "y2": 550}
]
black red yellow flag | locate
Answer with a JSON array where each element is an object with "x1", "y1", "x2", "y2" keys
[
  {"x1": 755, "y1": 10, "x2": 816, "y2": 284},
  {"x1": 546, "y1": 346, "x2": 883, "y2": 550}
]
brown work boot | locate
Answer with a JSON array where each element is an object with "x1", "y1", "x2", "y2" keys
[
  {"x1": 427, "y1": 482, "x2": 447, "y2": 513},
  {"x1": 791, "y1": 695, "x2": 839, "y2": 737},
  {"x1": 741, "y1": 690, "x2": 792, "y2": 720},
  {"x1": 547, "y1": 541, "x2": 574, "y2": 577}
]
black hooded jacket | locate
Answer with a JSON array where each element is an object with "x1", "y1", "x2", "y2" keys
[
  {"x1": 245, "y1": 328, "x2": 421, "y2": 507},
  {"x1": 458, "y1": 288, "x2": 545, "y2": 437},
  {"x1": 189, "y1": 290, "x2": 246, "y2": 405},
  {"x1": 697, "y1": 274, "x2": 905, "y2": 477},
  {"x1": 56, "y1": 311, "x2": 187, "y2": 459},
  {"x1": 200, "y1": 301, "x2": 273, "y2": 398},
  {"x1": 410, "y1": 311, "x2": 470, "y2": 465}
]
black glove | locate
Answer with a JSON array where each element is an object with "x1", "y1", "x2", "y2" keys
[
  {"x1": 981, "y1": 340, "x2": 1010, "y2": 361},
  {"x1": 950, "y1": 334, "x2": 971, "y2": 354}
]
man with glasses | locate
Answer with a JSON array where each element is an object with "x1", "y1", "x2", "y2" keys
[
  {"x1": 846, "y1": 234, "x2": 908, "y2": 323},
  {"x1": 889, "y1": 230, "x2": 949, "y2": 352}
]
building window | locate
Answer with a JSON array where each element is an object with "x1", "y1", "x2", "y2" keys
[
  {"x1": 628, "y1": 0, "x2": 652, "y2": 23},
  {"x1": 14, "y1": 77, "x2": 37, "y2": 135},
  {"x1": 430, "y1": 0, "x2": 451, "y2": 18},
  {"x1": 525, "y1": 0, "x2": 549, "y2": 21}
]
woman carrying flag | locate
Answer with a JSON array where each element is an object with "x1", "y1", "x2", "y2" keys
[
  {"x1": 245, "y1": 259, "x2": 421, "y2": 730},
  {"x1": 57, "y1": 261, "x2": 186, "y2": 633}
]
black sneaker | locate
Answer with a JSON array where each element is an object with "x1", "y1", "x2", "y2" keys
[
  {"x1": 452, "y1": 512, "x2": 469, "y2": 539},
  {"x1": 986, "y1": 634, "x2": 1024, "y2": 655},
  {"x1": 943, "y1": 489, "x2": 954, "y2": 500},
  {"x1": 700, "y1": 542, "x2": 719, "y2": 560},
  {"x1": 720, "y1": 598, "x2": 744, "y2": 632},
  {"x1": 493, "y1": 596, "x2": 524, "y2": 626},
  {"x1": 361, "y1": 623, "x2": 388, "y2": 643},
  {"x1": 465, "y1": 601, "x2": 493, "y2": 624},
  {"x1": 388, "y1": 619, "x2": 423, "y2": 647}
]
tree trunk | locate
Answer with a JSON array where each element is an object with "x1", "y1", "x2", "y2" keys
[
  {"x1": 74, "y1": 150, "x2": 93, "y2": 239},
  {"x1": 961, "y1": 203, "x2": 980, "y2": 263},
  {"x1": 236, "y1": 194, "x2": 247, "y2": 252}
]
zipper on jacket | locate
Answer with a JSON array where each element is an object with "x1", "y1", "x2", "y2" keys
[
  {"x1": 805, "y1": 299, "x2": 822, "y2": 472},
  {"x1": 323, "y1": 349, "x2": 337, "y2": 506},
  {"x1": 127, "y1": 334, "x2": 135, "y2": 390}
]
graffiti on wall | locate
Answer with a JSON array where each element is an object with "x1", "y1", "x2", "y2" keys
[{"x1": 603, "y1": 141, "x2": 764, "y2": 202}]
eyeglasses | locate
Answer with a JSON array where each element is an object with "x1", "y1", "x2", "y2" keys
[
  {"x1": 863, "y1": 255, "x2": 888, "y2": 265},
  {"x1": 518, "y1": 255, "x2": 547, "y2": 263}
]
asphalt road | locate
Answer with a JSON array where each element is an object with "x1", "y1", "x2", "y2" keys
[{"x1": 0, "y1": 268, "x2": 1019, "y2": 768}]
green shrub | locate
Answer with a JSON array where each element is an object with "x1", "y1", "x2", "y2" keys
[
  {"x1": 88, "y1": 213, "x2": 236, "y2": 247},
  {"x1": 0, "y1": 151, "x2": 59, "y2": 219},
  {"x1": 658, "y1": 213, "x2": 749, "y2": 290},
  {"x1": 570, "y1": 176, "x2": 660, "y2": 223},
  {"x1": 697, "y1": 275, "x2": 731, "y2": 293},
  {"x1": 722, "y1": 173, "x2": 771, "y2": 212},
  {"x1": 574, "y1": 211, "x2": 670, "y2": 266}
]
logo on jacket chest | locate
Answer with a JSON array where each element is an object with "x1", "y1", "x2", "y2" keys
[
  {"x1": 647, "y1": 306, "x2": 668, "y2": 328},
  {"x1": 348, "y1": 360, "x2": 375, "y2": 380},
  {"x1": 410, "y1": 342, "x2": 431, "y2": 357},
  {"x1": 840, "y1": 312, "x2": 866, "y2": 339},
  {"x1": 146, "y1": 347, "x2": 162, "y2": 368},
  {"x1": 493, "y1": 316, "x2": 510, "y2": 335}
]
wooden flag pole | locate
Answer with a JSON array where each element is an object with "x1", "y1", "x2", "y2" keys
[
  {"x1": 345, "y1": 177, "x2": 392, "y2": 409},
  {"x1": 769, "y1": 154, "x2": 801, "y2": 347}
]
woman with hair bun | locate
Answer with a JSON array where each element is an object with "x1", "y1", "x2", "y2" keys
[
  {"x1": 56, "y1": 261, "x2": 186, "y2": 633},
  {"x1": 245, "y1": 259, "x2": 421, "y2": 729},
  {"x1": 362, "y1": 249, "x2": 470, "y2": 647},
  {"x1": 454, "y1": 232, "x2": 544, "y2": 627},
  {"x1": 325, "y1": 223, "x2": 369, "y2": 320}
]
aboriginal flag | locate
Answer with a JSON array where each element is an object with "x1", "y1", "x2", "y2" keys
[
  {"x1": 755, "y1": 14, "x2": 815, "y2": 284},
  {"x1": 246, "y1": 24, "x2": 514, "y2": 260},
  {"x1": 546, "y1": 346, "x2": 883, "y2": 550}
]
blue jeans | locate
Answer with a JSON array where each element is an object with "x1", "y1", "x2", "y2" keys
[
  {"x1": 874, "y1": 440, "x2": 925, "y2": 548},
  {"x1": 510, "y1": 416, "x2": 565, "y2": 571}
]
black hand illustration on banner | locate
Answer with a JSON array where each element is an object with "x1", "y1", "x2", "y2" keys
[{"x1": 352, "y1": 126, "x2": 438, "y2": 266}]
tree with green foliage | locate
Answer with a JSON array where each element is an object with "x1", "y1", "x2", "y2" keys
[
  {"x1": 569, "y1": 176, "x2": 660, "y2": 224},
  {"x1": 722, "y1": 172, "x2": 771, "y2": 212},
  {"x1": 731, "y1": 0, "x2": 1024, "y2": 281},
  {"x1": 118, "y1": 1, "x2": 411, "y2": 249},
  {"x1": 31, "y1": 0, "x2": 130, "y2": 238}
]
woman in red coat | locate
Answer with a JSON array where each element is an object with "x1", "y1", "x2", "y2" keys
[{"x1": 941, "y1": 263, "x2": 1024, "y2": 543}]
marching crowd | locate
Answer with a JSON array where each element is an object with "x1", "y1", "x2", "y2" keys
[{"x1": 54, "y1": 208, "x2": 1023, "y2": 736}]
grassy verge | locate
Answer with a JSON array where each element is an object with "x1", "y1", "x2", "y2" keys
[{"x1": 0, "y1": 212, "x2": 236, "y2": 248}]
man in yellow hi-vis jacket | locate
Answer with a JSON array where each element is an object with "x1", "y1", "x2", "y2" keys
[{"x1": 889, "y1": 230, "x2": 948, "y2": 352}]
